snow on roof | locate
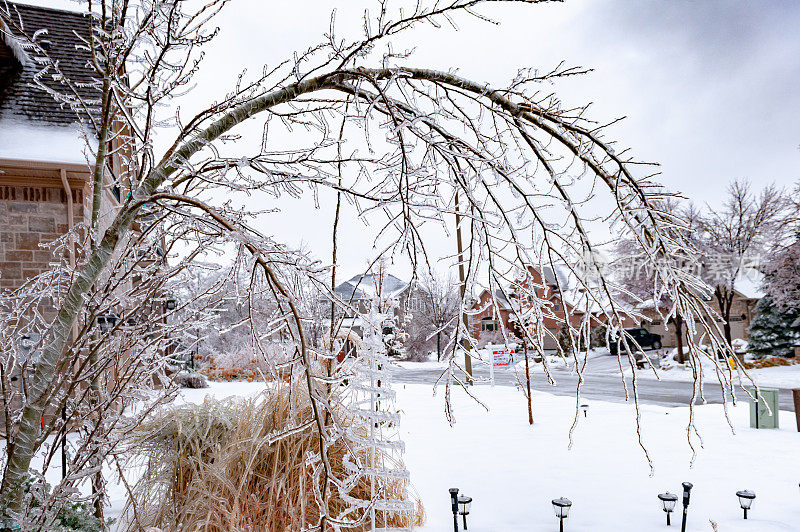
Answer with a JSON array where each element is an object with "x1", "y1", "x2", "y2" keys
[
  {"x1": 0, "y1": 118, "x2": 95, "y2": 164},
  {"x1": 634, "y1": 298, "x2": 661, "y2": 311},
  {"x1": 541, "y1": 265, "x2": 569, "y2": 289},
  {"x1": 476, "y1": 265, "x2": 610, "y2": 314},
  {"x1": 734, "y1": 267, "x2": 765, "y2": 300},
  {"x1": 541, "y1": 264, "x2": 610, "y2": 313},
  {"x1": 493, "y1": 288, "x2": 510, "y2": 309},
  {"x1": 6, "y1": 1, "x2": 84, "y2": 12},
  {"x1": 339, "y1": 317, "x2": 363, "y2": 328},
  {"x1": 334, "y1": 272, "x2": 409, "y2": 301}
]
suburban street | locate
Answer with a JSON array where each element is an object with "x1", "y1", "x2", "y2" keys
[{"x1": 391, "y1": 358, "x2": 798, "y2": 411}]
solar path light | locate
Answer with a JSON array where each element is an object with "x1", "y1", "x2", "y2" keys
[
  {"x1": 735, "y1": 490, "x2": 755, "y2": 519},
  {"x1": 552, "y1": 497, "x2": 572, "y2": 532},
  {"x1": 457, "y1": 495, "x2": 472, "y2": 530},
  {"x1": 658, "y1": 492, "x2": 678, "y2": 525}
]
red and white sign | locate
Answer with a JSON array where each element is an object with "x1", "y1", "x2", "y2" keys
[{"x1": 491, "y1": 348, "x2": 514, "y2": 367}]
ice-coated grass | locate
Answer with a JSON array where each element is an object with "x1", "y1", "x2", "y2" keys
[{"x1": 119, "y1": 382, "x2": 424, "y2": 531}]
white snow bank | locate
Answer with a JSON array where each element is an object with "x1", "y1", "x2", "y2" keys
[{"x1": 0, "y1": 119, "x2": 96, "y2": 164}]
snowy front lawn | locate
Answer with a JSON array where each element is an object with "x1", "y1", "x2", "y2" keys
[
  {"x1": 101, "y1": 380, "x2": 800, "y2": 530},
  {"x1": 397, "y1": 383, "x2": 800, "y2": 531}
]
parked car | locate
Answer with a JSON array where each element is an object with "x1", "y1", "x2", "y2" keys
[{"x1": 609, "y1": 328, "x2": 662, "y2": 356}]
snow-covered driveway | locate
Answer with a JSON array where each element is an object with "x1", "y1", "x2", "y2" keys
[{"x1": 391, "y1": 363, "x2": 799, "y2": 411}]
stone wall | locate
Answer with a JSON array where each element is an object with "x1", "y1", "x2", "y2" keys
[{"x1": 0, "y1": 183, "x2": 84, "y2": 291}]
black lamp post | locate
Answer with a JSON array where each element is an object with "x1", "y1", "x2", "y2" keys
[
  {"x1": 735, "y1": 490, "x2": 755, "y2": 519},
  {"x1": 449, "y1": 488, "x2": 459, "y2": 532},
  {"x1": 658, "y1": 492, "x2": 678, "y2": 526},
  {"x1": 580, "y1": 404, "x2": 589, "y2": 418},
  {"x1": 680, "y1": 482, "x2": 693, "y2": 532},
  {"x1": 457, "y1": 495, "x2": 472, "y2": 530},
  {"x1": 552, "y1": 497, "x2": 572, "y2": 532}
]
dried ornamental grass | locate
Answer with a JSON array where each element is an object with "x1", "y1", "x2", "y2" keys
[
  {"x1": 743, "y1": 356, "x2": 799, "y2": 369},
  {"x1": 122, "y1": 384, "x2": 424, "y2": 531}
]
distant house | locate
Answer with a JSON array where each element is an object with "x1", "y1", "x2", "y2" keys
[
  {"x1": 0, "y1": 3, "x2": 122, "y2": 292},
  {"x1": 329, "y1": 272, "x2": 421, "y2": 338},
  {"x1": 638, "y1": 271, "x2": 764, "y2": 347},
  {"x1": 469, "y1": 265, "x2": 611, "y2": 350}
]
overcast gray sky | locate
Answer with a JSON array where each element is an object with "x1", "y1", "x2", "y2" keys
[{"x1": 23, "y1": 0, "x2": 800, "y2": 281}]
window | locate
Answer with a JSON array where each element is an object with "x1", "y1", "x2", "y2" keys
[
  {"x1": 481, "y1": 317, "x2": 497, "y2": 332},
  {"x1": 652, "y1": 320, "x2": 662, "y2": 326}
]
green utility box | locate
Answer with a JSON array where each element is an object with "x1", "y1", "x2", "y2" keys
[{"x1": 749, "y1": 387, "x2": 780, "y2": 429}]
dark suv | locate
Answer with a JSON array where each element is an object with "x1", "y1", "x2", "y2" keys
[{"x1": 609, "y1": 328, "x2": 662, "y2": 356}]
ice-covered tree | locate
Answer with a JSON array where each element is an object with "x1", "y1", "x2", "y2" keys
[
  {"x1": 406, "y1": 272, "x2": 460, "y2": 361},
  {"x1": 0, "y1": 0, "x2": 746, "y2": 527},
  {"x1": 694, "y1": 179, "x2": 790, "y2": 344},
  {"x1": 762, "y1": 180, "x2": 800, "y2": 313},
  {"x1": 763, "y1": 237, "x2": 800, "y2": 313}
]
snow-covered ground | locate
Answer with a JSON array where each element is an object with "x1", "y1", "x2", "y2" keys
[
  {"x1": 399, "y1": 382, "x2": 800, "y2": 531},
  {"x1": 97, "y1": 379, "x2": 800, "y2": 531}
]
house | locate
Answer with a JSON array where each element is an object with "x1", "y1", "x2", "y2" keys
[
  {"x1": 329, "y1": 271, "x2": 422, "y2": 338},
  {"x1": 638, "y1": 271, "x2": 764, "y2": 347},
  {"x1": 0, "y1": 3, "x2": 123, "y2": 293},
  {"x1": 469, "y1": 265, "x2": 610, "y2": 350}
]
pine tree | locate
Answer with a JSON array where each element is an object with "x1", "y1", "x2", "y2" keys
[{"x1": 747, "y1": 296, "x2": 800, "y2": 358}]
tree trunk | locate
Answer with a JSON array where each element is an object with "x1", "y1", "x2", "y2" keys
[
  {"x1": 436, "y1": 332, "x2": 442, "y2": 362},
  {"x1": 454, "y1": 191, "x2": 473, "y2": 383},
  {"x1": 0, "y1": 237, "x2": 118, "y2": 514},
  {"x1": 524, "y1": 342, "x2": 533, "y2": 425},
  {"x1": 674, "y1": 316, "x2": 685, "y2": 365},
  {"x1": 723, "y1": 320, "x2": 732, "y2": 346},
  {"x1": 90, "y1": 332, "x2": 104, "y2": 522},
  {"x1": 714, "y1": 287, "x2": 734, "y2": 346}
]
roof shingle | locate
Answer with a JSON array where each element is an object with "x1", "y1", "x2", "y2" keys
[{"x1": 0, "y1": 2, "x2": 98, "y2": 127}]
